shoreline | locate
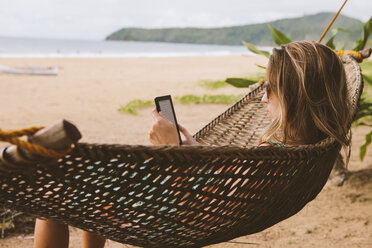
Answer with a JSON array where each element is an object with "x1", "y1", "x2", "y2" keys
[{"x1": 0, "y1": 37, "x2": 259, "y2": 59}]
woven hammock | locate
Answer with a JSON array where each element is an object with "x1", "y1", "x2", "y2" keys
[{"x1": 0, "y1": 54, "x2": 367, "y2": 248}]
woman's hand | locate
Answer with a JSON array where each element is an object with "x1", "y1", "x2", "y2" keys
[
  {"x1": 149, "y1": 109, "x2": 198, "y2": 146},
  {"x1": 149, "y1": 109, "x2": 179, "y2": 145},
  {"x1": 177, "y1": 123, "x2": 198, "y2": 146}
]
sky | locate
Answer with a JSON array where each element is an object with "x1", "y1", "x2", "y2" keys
[{"x1": 0, "y1": 0, "x2": 370, "y2": 40}]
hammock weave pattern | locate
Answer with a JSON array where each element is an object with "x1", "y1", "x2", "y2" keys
[{"x1": 0, "y1": 55, "x2": 365, "y2": 247}]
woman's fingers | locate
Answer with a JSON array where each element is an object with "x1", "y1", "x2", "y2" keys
[
  {"x1": 178, "y1": 123, "x2": 198, "y2": 145},
  {"x1": 149, "y1": 109, "x2": 179, "y2": 145},
  {"x1": 148, "y1": 129, "x2": 157, "y2": 144},
  {"x1": 152, "y1": 108, "x2": 172, "y2": 124},
  {"x1": 151, "y1": 108, "x2": 161, "y2": 120},
  {"x1": 150, "y1": 109, "x2": 161, "y2": 144},
  {"x1": 178, "y1": 123, "x2": 192, "y2": 139}
]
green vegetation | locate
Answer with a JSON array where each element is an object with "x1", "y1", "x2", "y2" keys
[
  {"x1": 118, "y1": 94, "x2": 242, "y2": 115},
  {"x1": 225, "y1": 73, "x2": 266, "y2": 88},
  {"x1": 361, "y1": 60, "x2": 372, "y2": 75},
  {"x1": 107, "y1": 13, "x2": 363, "y2": 48},
  {"x1": 118, "y1": 99, "x2": 153, "y2": 115},
  {"x1": 120, "y1": 72, "x2": 264, "y2": 115},
  {"x1": 198, "y1": 73, "x2": 265, "y2": 90},
  {"x1": 174, "y1": 94, "x2": 242, "y2": 105},
  {"x1": 356, "y1": 60, "x2": 372, "y2": 161},
  {"x1": 198, "y1": 80, "x2": 228, "y2": 89},
  {"x1": 0, "y1": 211, "x2": 34, "y2": 238}
]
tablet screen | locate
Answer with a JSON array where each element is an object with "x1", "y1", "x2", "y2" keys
[{"x1": 158, "y1": 98, "x2": 177, "y2": 126}]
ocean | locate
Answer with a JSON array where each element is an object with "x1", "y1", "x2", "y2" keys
[{"x1": 0, "y1": 36, "x2": 268, "y2": 58}]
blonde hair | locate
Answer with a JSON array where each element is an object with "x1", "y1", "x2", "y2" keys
[{"x1": 261, "y1": 41, "x2": 351, "y2": 147}]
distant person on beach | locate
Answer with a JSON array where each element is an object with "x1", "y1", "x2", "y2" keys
[{"x1": 34, "y1": 41, "x2": 351, "y2": 248}]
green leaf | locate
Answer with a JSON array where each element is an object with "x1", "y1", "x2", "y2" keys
[
  {"x1": 363, "y1": 73, "x2": 372, "y2": 88},
  {"x1": 355, "y1": 113, "x2": 372, "y2": 122},
  {"x1": 225, "y1": 78, "x2": 258, "y2": 88},
  {"x1": 337, "y1": 44, "x2": 345, "y2": 51},
  {"x1": 325, "y1": 28, "x2": 350, "y2": 49},
  {"x1": 354, "y1": 121, "x2": 372, "y2": 127},
  {"x1": 242, "y1": 41, "x2": 270, "y2": 58},
  {"x1": 4, "y1": 212, "x2": 23, "y2": 222},
  {"x1": 355, "y1": 107, "x2": 372, "y2": 117},
  {"x1": 267, "y1": 24, "x2": 291, "y2": 46},
  {"x1": 360, "y1": 130, "x2": 372, "y2": 161},
  {"x1": 354, "y1": 96, "x2": 372, "y2": 122},
  {"x1": 361, "y1": 61, "x2": 372, "y2": 75},
  {"x1": 326, "y1": 36, "x2": 336, "y2": 49},
  {"x1": 359, "y1": 101, "x2": 372, "y2": 108},
  {"x1": 353, "y1": 17, "x2": 372, "y2": 51},
  {"x1": 255, "y1": 64, "x2": 267, "y2": 70}
]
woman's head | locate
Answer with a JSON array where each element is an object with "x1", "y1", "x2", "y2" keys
[{"x1": 261, "y1": 41, "x2": 351, "y2": 146}]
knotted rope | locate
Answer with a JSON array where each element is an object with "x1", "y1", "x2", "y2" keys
[
  {"x1": 335, "y1": 50, "x2": 362, "y2": 59},
  {"x1": 336, "y1": 50, "x2": 367, "y2": 63},
  {"x1": 0, "y1": 127, "x2": 71, "y2": 158}
]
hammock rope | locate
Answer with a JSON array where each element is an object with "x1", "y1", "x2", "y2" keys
[
  {"x1": 336, "y1": 50, "x2": 362, "y2": 60},
  {"x1": 0, "y1": 50, "x2": 368, "y2": 248},
  {"x1": 0, "y1": 127, "x2": 72, "y2": 158}
]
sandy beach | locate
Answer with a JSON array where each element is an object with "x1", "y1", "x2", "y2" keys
[{"x1": 0, "y1": 56, "x2": 371, "y2": 247}]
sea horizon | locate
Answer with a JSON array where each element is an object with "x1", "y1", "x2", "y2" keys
[{"x1": 0, "y1": 36, "x2": 271, "y2": 58}]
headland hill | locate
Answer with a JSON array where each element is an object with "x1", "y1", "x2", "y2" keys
[{"x1": 106, "y1": 12, "x2": 365, "y2": 48}]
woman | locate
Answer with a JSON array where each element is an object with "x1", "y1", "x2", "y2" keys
[
  {"x1": 150, "y1": 41, "x2": 351, "y2": 148},
  {"x1": 34, "y1": 41, "x2": 351, "y2": 248}
]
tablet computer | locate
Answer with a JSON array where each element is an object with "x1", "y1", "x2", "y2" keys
[{"x1": 154, "y1": 95, "x2": 182, "y2": 145}]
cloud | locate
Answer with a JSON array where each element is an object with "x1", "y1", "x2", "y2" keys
[{"x1": 0, "y1": 0, "x2": 370, "y2": 40}]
